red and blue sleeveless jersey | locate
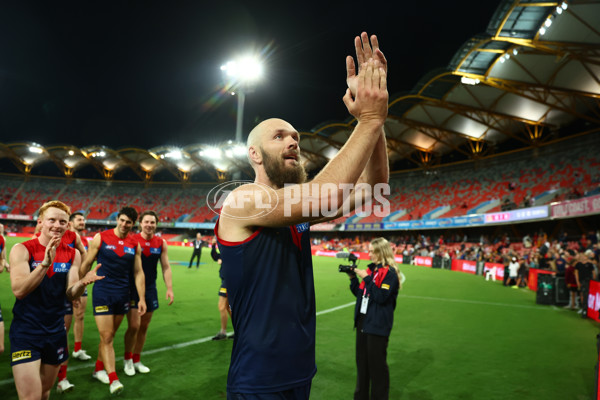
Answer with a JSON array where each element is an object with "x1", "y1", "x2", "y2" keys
[
  {"x1": 133, "y1": 233, "x2": 162, "y2": 290},
  {"x1": 215, "y1": 220, "x2": 316, "y2": 393},
  {"x1": 0, "y1": 234, "x2": 4, "y2": 254},
  {"x1": 80, "y1": 235, "x2": 89, "y2": 251},
  {"x1": 11, "y1": 238, "x2": 76, "y2": 336},
  {"x1": 94, "y1": 229, "x2": 137, "y2": 296},
  {"x1": 61, "y1": 230, "x2": 77, "y2": 248}
]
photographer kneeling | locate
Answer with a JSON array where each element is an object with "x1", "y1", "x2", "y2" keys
[{"x1": 347, "y1": 238, "x2": 401, "y2": 400}]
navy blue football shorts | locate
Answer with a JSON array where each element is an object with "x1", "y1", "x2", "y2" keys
[
  {"x1": 92, "y1": 291, "x2": 130, "y2": 316},
  {"x1": 10, "y1": 332, "x2": 69, "y2": 366},
  {"x1": 130, "y1": 287, "x2": 159, "y2": 312},
  {"x1": 219, "y1": 280, "x2": 228, "y2": 298}
]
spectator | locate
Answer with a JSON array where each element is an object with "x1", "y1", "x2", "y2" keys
[{"x1": 507, "y1": 257, "x2": 519, "y2": 287}]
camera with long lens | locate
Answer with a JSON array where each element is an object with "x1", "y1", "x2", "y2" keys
[{"x1": 337, "y1": 252, "x2": 358, "y2": 273}]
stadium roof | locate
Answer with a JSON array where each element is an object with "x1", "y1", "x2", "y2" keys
[{"x1": 1, "y1": 0, "x2": 599, "y2": 182}]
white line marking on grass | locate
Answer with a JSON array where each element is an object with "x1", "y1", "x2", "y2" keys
[
  {"x1": 316, "y1": 302, "x2": 355, "y2": 316},
  {"x1": 399, "y1": 294, "x2": 559, "y2": 310},
  {"x1": 0, "y1": 302, "x2": 356, "y2": 387}
]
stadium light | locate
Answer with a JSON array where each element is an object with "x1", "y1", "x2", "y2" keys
[
  {"x1": 233, "y1": 145, "x2": 246, "y2": 156},
  {"x1": 202, "y1": 147, "x2": 222, "y2": 160},
  {"x1": 461, "y1": 77, "x2": 480, "y2": 86},
  {"x1": 220, "y1": 55, "x2": 264, "y2": 143},
  {"x1": 220, "y1": 57, "x2": 263, "y2": 84},
  {"x1": 29, "y1": 146, "x2": 43, "y2": 154},
  {"x1": 165, "y1": 150, "x2": 182, "y2": 160}
]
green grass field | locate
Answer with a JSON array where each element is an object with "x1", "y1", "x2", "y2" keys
[{"x1": 0, "y1": 236, "x2": 597, "y2": 399}]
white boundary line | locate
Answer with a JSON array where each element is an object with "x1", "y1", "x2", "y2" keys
[
  {"x1": 399, "y1": 294, "x2": 560, "y2": 310},
  {"x1": 0, "y1": 302, "x2": 356, "y2": 387},
  {"x1": 0, "y1": 296, "x2": 554, "y2": 387}
]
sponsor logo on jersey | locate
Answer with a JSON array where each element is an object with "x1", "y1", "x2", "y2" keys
[
  {"x1": 219, "y1": 288, "x2": 228, "y2": 294},
  {"x1": 12, "y1": 350, "x2": 32, "y2": 362},
  {"x1": 105, "y1": 245, "x2": 116, "y2": 250},
  {"x1": 381, "y1": 284, "x2": 390, "y2": 290},
  {"x1": 53, "y1": 262, "x2": 70, "y2": 273},
  {"x1": 95, "y1": 305, "x2": 109, "y2": 313},
  {"x1": 150, "y1": 247, "x2": 161, "y2": 254},
  {"x1": 124, "y1": 247, "x2": 135, "y2": 255},
  {"x1": 296, "y1": 222, "x2": 309, "y2": 233},
  {"x1": 32, "y1": 261, "x2": 42, "y2": 268}
]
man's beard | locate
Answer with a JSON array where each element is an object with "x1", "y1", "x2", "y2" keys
[{"x1": 261, "y1": 147, "x2": 307, "y2": 188}]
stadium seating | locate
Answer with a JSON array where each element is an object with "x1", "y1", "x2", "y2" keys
[{"x1": 0, "y1": 135, "x2": 598, "y2": 226}]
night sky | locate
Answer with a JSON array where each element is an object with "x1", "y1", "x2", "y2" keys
[{"x1": 0, "y1": 1, "x2": 500, "y2": 150}]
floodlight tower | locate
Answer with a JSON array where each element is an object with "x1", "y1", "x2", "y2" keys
[{"x1": 220, "y1": 56, "x2": 264, "y2": 143}]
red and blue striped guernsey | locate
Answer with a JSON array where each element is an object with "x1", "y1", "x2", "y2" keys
[
  {"x1": 132, "y1": 233, "x2": 162, "y2": 291},
  {"x1": 215, "y1": 219, "x2": 316, "y2": 393},
  {"x1": 11, "y1": 238, "x2": 76, "y2": 336},
  {"x1": 94, "y1": 229, "x2": 137, "y2": 297}
]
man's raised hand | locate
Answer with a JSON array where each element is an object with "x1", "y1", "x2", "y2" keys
[
  {"x1": 347, "y1": 32, "x2": 387, "y2": 98},
  {"x1": 343, "y1": 59, "x2": 388, "y2": 124}
]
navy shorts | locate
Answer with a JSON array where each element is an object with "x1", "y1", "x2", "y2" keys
[
  {"x1": 130, "y1": 287, "x2": 159, "y2": 312},
  {"x1": 92, "y1": 291, "x2": 130, "y2": 316},
  {"x1": 227, "y1": 383, "x2": 311, "y2": 400},
  {"x1": 64, "y1": 298, "x2": 74, "y2": 315},
  {"x1": 10, "y1": 332, "x2": 69, "y2": 366},
  {"x1": 219, "y1": 280, "x2": 228, "y2": 298}
]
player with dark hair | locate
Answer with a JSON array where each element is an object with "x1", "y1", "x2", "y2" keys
[
  {"x1": 69, "y1": 211, "x2": 92, "y2": 361},
  {"x1": 215, "y1": 32, "x2": 389, "y2": 398},
  {"x1": 123, "y1": 210, "x2": 174, "y2": 376},
  {"x1": 9, "y1": 200, "x2": 102, "y2": 400},
  {"x1": 80, "y1": 206, "x2": 146, "y2": 395}
]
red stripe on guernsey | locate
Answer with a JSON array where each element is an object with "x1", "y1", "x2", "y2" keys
[
  {"x1": 214, "y1": 217, "x2": 263, "y2": 246},
  {"x1": 62, "y1": 230, "x2": 77, "y2": 247},
  {"x1": 290, "y1": 225, "x2": 302, "y2": 250},
  {"x1": 134, "y1": 234, "x2": 162, "y2": 257},
  {"x1": 359, "y1": 266, "x2": 389, "y2": 291},
  {"x1": 80, "y1": 235, "x2": 89, "y2": 249}
]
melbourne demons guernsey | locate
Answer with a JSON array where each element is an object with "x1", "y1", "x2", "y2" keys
[
  {"x1": 133, "y1": 233, "x2": 162, "y2": 290},
  {"x1": 94, "y1": 229, "x2": 137, "y2": 297},
  {"x1": 216, "y1": 220, "x2": 316, "y2": 393},
  {"x1": 61, "y1": 230, "x2": 78, "y2": 248},
  {"x1": 11, "y1": 238, "x2": 76, "y2": 336},
  {"x1": 0, "y1": 234, "x2": 4, "y2": 256},
  {"x1": 80, "y1": 235, "x2": 89, "y2": 250}
]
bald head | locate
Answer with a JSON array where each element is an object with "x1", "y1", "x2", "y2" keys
[
  {"x1": 247, "y1": 118, "x2": 295, "y2": 149},
  {"x1": 247, "y1": 118, "x2": 296, "y2": 167}
]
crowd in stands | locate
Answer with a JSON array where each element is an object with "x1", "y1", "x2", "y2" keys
[
  {"x1": 0, "y1": 135, "x2": 598, "y2": 225},
  {"x1": 313, "y1": 230, "x2": 599, "y2": 314}
]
